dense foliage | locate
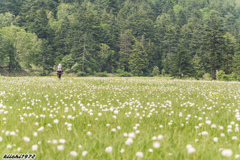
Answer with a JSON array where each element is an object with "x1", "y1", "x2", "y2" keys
[{"x1": 0, "y1": 0, "x2": 240, "y2": 79}]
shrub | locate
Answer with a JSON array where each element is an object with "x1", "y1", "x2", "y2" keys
[
  {"x1": 152, "y1": 66, "x2": 160, "y2": 76},
  {"x1": 95, "y1": 72, "x2": 109, "y2": 77},
  {"x1": 119, "y1": 72, "x2": 132, "y2": 77},
  {"x1": 216, "y1": 70, "x2": 225, "y2": 80},
  {"x1": 203, "y1": 73, "x2": 211, "y2": 80},
  {"x1": 40, "y1": 72, "x2": 46, "y2": 76},
  {"x1": 64, "y1": 69, "x2": 71, "y2": 74},
  {"x1": 116, "y1": 69, "x2": 124, "y2": 73},
  {"x1": 77, "y1": 71, "x2": 87, "y2": 77},
  {"x1": 86, "y1": 68, "x2": 92, "y2": 75},
  {"x1": 71, "y1": 63, "x2": 81, "y2": 73},
  {"x1": 222, "y1": 74, "x2": 230, "y2": 81},
  {"x1": 161, "y1": 69, "x2": 165, "y2": 76}
]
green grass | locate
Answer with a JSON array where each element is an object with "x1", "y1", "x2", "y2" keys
[{"x1": 0, "y1": 77, "x2": 239, "y2": 160}]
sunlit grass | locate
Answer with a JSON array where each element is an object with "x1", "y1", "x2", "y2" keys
[{"x1": 0, "y1": 77, "x2": 239, "y2": 159}]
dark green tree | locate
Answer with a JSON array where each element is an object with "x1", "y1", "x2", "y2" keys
[
  {"x1": 170, "y1": 40, "x2": 193, "y2": 78},
  {"x1": 201, "y1": 16, "x2": 225, "y2": 80},
  {"x1": 129, "y1": 38, "x2": 149, "y2": 75}
]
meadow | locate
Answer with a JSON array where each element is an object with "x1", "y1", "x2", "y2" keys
[{"x1": 0, "y1": 77, "x2": 239, "y2": 160}]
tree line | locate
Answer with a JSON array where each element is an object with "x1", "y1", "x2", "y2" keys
[{"x1": 0, "y1": 0, "x2": 240, "y2": 80}]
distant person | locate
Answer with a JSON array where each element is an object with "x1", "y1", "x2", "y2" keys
[{"x1": 56, "y1": 64, "x2": 63, "y2": 80}]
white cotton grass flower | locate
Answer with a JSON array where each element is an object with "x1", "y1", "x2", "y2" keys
[
  {"x1": 53, "y1": 119, "x2": 59, "y2": 124},
  {"x1": 23, "y1": 137, "x2": 30, "y2": 142},
  {"x1": 78, "y1": 145, "x2": 82, "y2": 149},
  {"x1": 87, "y1": 131, "x2": 92, "y2": 136},
  {"x1": 32, "y1": 145, "x2": 38, "y2": 151},
  {"x1": 148, "y1": 149, "x2": 153, "y2": 152},
  {"x1": 136, "y1": 152, "x2": 143, "y2": 158},
  {"x1": 211, "y1": 124, "x2": 217, "y2": 128},
  {"x1": 201, "y1": 131, "x2": 209, "y2": 135},
  {"x1": 37, "y1": 126, "x2": 44, "y2": 132},
  {"x1": 33, "y1": 132, "x2": 38, "y2": 137},
  {"x1": 220, "y1": 133, "x2": 225, "y2": 137},
  {"x1": 153, "y1": 142, "x2": 160, "y2": 148},
  {"x1": 186, "y1": 144, "x2": 196, "y2": 154},
  {"x1": 52, "y1": 140, "x2": 58, "y2": 144},
  {"x1": 120, "y1": 148, "x2": 125, "y2": 153},
  {"x1": 221, "y1": 149, "x2": 233, "y2": 157},
  {"x1": 57, "y1": 145, "x2": 64, "y2": 151},
  {"x1": 7, "y1": 144, "x2": 12, "y2": 149},
  {"x1": 206, "y1": 120, "x2": 211, "y2": 125},
  {"x1": 128, "y1": 132, "x2": 135, "y2": 138},
  {"x1": 59, "y1": 139, "x2": 66, "y2": 144},
  {"x1": 82, "y1": 151, "x2": 88, "y2": 157},
  {"x1": 0, "y1": 136, "x2": 2, "y2": 142},
  {"x1": 186, "y1": 144, "x2": 193, "y2": 150},
  {"x1": 10, "y1": 131, "x2": 16, "y2": 136},
  {"x1": 213, "y1": 137, "x2": 218, "y2": 142},
  {"x1": 232, "y1": 136, "x2": 238, "y2": 140},
  {"x1": 188, "y1": 147, "x2": 196, "y2": 154},
  {"x1": 105, "y1": 146, "x2": 113, "y2": 153},
  {"x1": 135, "y1": 130, "x2": 140, "y2": 134},
  {"x1": 152, "y1": 136, "x2": 157, "y2": 140},
  {"x1": 111, "y1": 128, "x2": 117, "y2": 132},
  {"x1": 125, "y1": 138, "x2": 133, "y2": 145},
  {"x1": 158, "y1": 135, "x2": 163, "y2": 140},
  {"x1": 70, "y1": 151, "x2": 78, "y2": 157},
  {"x1": 235, "y1": 154, "x2": 240, "y2": 159}
]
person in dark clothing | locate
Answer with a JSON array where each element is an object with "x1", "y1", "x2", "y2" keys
[{"x1": 56, "y1": 64, "x2": 63, "y2": 80}]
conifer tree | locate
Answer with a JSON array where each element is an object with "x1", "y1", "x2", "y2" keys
[{"x1": 129, "y1": 38, "x2": 148, "y2": 75}]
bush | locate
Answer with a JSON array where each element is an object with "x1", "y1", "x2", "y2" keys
[
  {"x1": 152, "y1": 66, "x2": 160, "y2": 76},
  {"x1": 119, "y1": 72, "x2": 132, "y2": 77},
  {"x1": 161, "y1": 69, "x2": 165, "y2": 76},
  {"x1": 203, "y1": 73, "x2": 211, "y2": 80},
  {"x1": 71, "y1": 63, "x2": 81, "y2": 73},
  {"x1": 216, "y1": 70, "x2": 225, "y2": 80},
  {"x1": 95, "y1": 72, "x2": 109, "y2": 77},
  {"x1": 65, "y1": 69, "x2": 71, "y2": 74},
  {"x1": 86, "y1": 68, "x2": 92, "y2": 75},
  {"x1": 222, "y1": 74, "x2": 230, "y2": 81},
  {"x1": 40, "y1": 72, "x2": 46, "y2": 76},
  {"x1": 116, "y1": 69, "x2": 124, "y2": 73},
  {"x1": 77, "y1": 71, "x2": 87, "y2": 77}
]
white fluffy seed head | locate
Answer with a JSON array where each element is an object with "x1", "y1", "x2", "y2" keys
[
  {"x1": 57, "y1": 145, "x2": 64, "y2": 151},
  {"x1": 125, "y1": 138, "x2": 133, "y2": 145},
  {"x1": 187, "y1": 147, "x2": 196, "y2": 154},
  {"x1": 136, "y1": 152, "x2": 143, "y2": 158},
  {"x1": 70, "y1": 151, "x2": 78, "y2": 157},
  {"x1": 105, "y1": 146, "x2": 113, "y2": 153},
  {"x1": 221, "y1": 149, "x2": 233, "y2": 157},
  {"x1": 33, "y1": 132, "x2": 38, "y2": 137},
  {"x1": 82, "y1": 151, "x2": 88, "y2": 157},
  {"x1": 213, "y1": 137, "x2": 218, "y2": 142},
  {"x1": 153, "y1": 142, "x2": 160, "y2": 148},
  {"x1": 23, "y1": 137, "x2": 30, "y2": 142},
  {"x1": 53, "y1": 119, "x2": 59, "y2": 124}
]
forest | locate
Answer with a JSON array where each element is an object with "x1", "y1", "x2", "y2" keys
[{"x1": 0, "y1": 0, "x2": 240, "y2": 80}]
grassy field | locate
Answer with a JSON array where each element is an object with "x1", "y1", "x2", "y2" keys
[{"x1": 0, "y1": 77, "x2": 239, "y2": 160}]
